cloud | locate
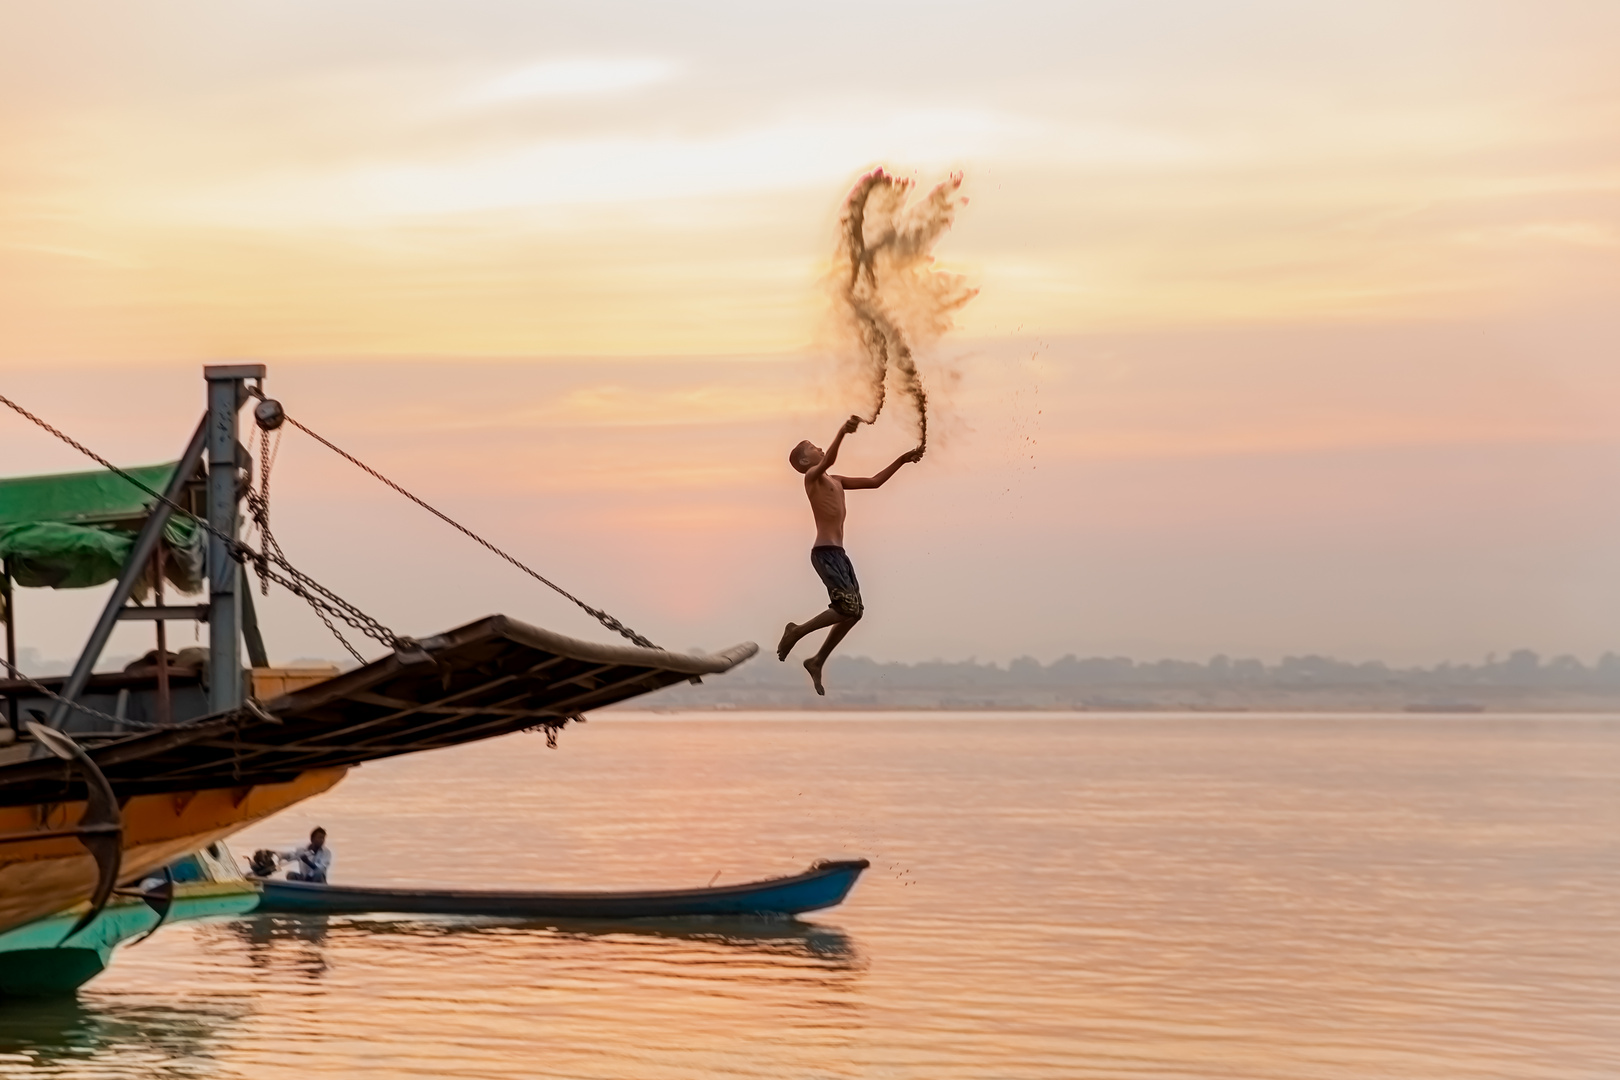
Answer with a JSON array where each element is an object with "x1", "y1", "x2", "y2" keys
[
  {"x1": 1456, "y1": 221, "x2": 1619, "y2": 249},
  {"x1": 142, "y1": 107, "x2": 1041, "y2": 227},
  {"x1": 460, "y1": 57, "x2": 678, "y2": 106}
]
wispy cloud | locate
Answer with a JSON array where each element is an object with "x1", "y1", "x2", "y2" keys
[
  {"x1": 460, "y1": 57, "x2": 678, "y2": 107},
  {"x1": 144, "y1": 107, "x2": 1042, "y2": 226}
]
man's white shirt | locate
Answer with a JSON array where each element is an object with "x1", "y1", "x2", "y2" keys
[{"x1": 280, "y1": 844, "x2": 333, "y2": 880}]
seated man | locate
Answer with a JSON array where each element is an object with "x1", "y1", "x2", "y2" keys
[{"x1": 279, "y1": 826, "x2": 333, "y2": 884}]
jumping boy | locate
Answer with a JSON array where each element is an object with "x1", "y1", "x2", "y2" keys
[{"x1": 778, "y1": 415, "x2": 923, "y2": 694}]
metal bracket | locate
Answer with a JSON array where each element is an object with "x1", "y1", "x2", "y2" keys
[{"x1": 116, "y1": 605, "x2": 210, "y2": 623}]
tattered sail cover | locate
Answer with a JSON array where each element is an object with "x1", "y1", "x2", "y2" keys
[
  {"x1": 0, "y1": 615, "x2": 755, "y2": 806},
  {"x1": 0, "y1": 461, "x2": 205, "y2": 592}
]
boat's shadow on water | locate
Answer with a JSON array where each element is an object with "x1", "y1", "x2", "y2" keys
[
  {"x1": 228, "y1": 910, "x2": 862, "y2": 965},
  {"x1": 0, "y1": 995, "x2": 244, "y2": 1068}
]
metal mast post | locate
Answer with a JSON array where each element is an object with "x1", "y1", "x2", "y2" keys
[
  {"x1": 205, "y1": 364, "x2": 263, "y2": 714},
  {"x1": 2, "y1": 559, "x2": 15, "y2": 734}
]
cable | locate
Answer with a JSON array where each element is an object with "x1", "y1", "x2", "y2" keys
[
  {"x1": 280, "y1": 413, "x2": 659, "y2": 649},
  {"x1": 0, "y1": 392, "x2": 401, "y2": 660}
]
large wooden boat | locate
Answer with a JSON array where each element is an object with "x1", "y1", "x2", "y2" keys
[
  {"x1": 0, "y1": 842, "x2": 261, "y2": 997},
  {"x1": 253, "y1": 859, "x2": 869, "y2": 920},
  {"x1": 0, "y1": 364, "x2": 755, "y2": 952}
]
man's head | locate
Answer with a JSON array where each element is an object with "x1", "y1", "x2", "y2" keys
[
  {"x1": 309, "y1": 827, "x2": 327, "y2": 849},
  {"x1": 790, "y1": 440, "x2": 824, "y2": 474}
]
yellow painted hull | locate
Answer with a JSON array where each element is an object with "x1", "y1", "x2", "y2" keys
[{"x1": 0, "y1": 767, "x2": 346, "y2": 935}]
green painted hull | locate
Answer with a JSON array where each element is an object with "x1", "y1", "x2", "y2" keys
[{"x1": 0, "y1": 883, "x2": 260, "y2": 997}]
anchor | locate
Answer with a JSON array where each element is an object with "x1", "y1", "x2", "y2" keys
[
  {"x1": 0, "y1": 720, "x2": 124, "y2": 943},
  {"x1": 126, "y1": 863, "x2": 175, "y2": 946}
]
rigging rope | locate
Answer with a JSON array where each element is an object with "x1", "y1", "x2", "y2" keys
[
  {"x1": 0, "y1": 392, "x2": 402, "y2": 661},
  {"x1": 0, "y1": 386, "x2": 658, "y2": 666},
  {"x1": 242, "y1": 424, "x2": 369, "y2": 661},
  {"x1": 276, "y1": 411, "x2": 659, "y2": 649}
]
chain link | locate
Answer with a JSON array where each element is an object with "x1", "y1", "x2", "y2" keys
[
  {"x1": 0, "y1": 392, "x2": 401, "y2": 662},
  {"x1": 1, "y1": 656, "x2": 180, "y2": 731},
  {"x1": 1, "y1": 387, "x2": 655, "y2": 664}
]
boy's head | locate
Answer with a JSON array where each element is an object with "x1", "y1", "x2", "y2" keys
[{"x1": 789, "y1": 440, "x2": 823, "y2": 473}]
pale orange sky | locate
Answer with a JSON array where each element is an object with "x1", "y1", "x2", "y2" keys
[
  {"x1": 4, "y1": 1, "x2": 1619, "y2": 360},
  {"x1": 3, "y1": 2, "x2": 1619, "y2": 665}
]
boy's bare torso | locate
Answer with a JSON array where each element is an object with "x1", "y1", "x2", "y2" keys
[{"x1": 805, "y1": 473, "x2": 849, "y2": 547}]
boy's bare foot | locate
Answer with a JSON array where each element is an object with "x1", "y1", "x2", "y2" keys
[
  {"x1": 777, "y1": 623, "x2": 799, "y2": 661},
  {"x1": 803, "y1": 657, "x2": 826, "y2": 695}
]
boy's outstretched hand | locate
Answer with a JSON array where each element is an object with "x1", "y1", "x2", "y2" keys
[
  {"x1": 842, "y1": 415, "x2": 862, "y2": 435},
  {"x1": 901, "y1": 447, "x2": 923, "y2": 464}
]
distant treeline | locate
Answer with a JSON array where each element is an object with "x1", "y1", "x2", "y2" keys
[
  {"x1": 717, "y1": 649, "x2": 1620, "y2": 689},
  {"x1": 24, "y1": 644, "x2": 1620, "y2": 709},
  {"x1": 642, "y1": 648, "x2": 1620, "y2": 710}
]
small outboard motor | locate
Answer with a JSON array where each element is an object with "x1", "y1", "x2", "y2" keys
[{"x1": 248, "y1": 848, "x2": 279, "y2": 878}]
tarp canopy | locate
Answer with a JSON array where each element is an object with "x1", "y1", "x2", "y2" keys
[
  {"x1": 0, "y1": 462, "x2": 180, "y2": 530},
  {"x1": 0, "y1": 462, "x2": 204, "y2": 593}
]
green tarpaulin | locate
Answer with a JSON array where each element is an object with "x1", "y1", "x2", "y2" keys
[
  {"x1": 0, "y1": 462, "x2": 204, "y2": 594},
  {"x1": 0, "y1": 462, "x2": 179, "y2": 530},
  {"x1": 0, "y1": 523, "x2": 134, "y2": 589}
]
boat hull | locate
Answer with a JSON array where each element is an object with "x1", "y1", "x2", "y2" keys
[
  {"x1": 255, "y1": 859, "x2": 869, "y2": 920},
  {"x1": 0, "y1": 767, "x2": 346, "y2": 935},
  {"x1": 0, "y1": 879, "x2": 261, "y2": 997}
]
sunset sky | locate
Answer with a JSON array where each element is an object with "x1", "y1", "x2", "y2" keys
[{"x1": 3, "y1": 1, "x2": 1619, "y2": 667}]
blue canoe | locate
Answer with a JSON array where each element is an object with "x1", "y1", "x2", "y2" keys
[{"x1": 254, "y1": 859, "x2": 868, "y2": 919}]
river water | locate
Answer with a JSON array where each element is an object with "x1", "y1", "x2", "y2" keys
[{"x1": 1, "y1": 712, "x2": 1617, "y2": 1079}]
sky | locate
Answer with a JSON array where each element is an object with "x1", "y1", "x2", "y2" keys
[{"x1": 2, "y1": 1, "x2": 1619, "y2": 668}]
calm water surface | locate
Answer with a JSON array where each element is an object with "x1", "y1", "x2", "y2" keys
[{"x1": 2, "y1": 712, "x2": 1618, "y2": 1079}]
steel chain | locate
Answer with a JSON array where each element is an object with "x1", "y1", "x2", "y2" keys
[
  {"x1": 1, "y1": 656, "x2": 180, "y2": 731},
  {"x1": 0, "y1": 392, "x2": 401, "y2": 661}
]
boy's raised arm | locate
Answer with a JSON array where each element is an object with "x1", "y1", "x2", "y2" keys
[
  {"x1": 836, "y1": 447, "x2": 923, "y2": 490},
  {"x1": 806, "y1": 415, "x2": 861, "y2": 480}
]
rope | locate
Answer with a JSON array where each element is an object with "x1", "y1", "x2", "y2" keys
[
  {"x1": 0, "y1": 392, "x2": 401, "y2": 661},
  {"x1": 278, "y1": 413, "x2": 659, "y2": 649},
  {"x1": 0, "y1": 388, "x2": 656, "y2": 661},
  {"x1": 0, "y1": 393, "x2": 164, "y2": 496}
]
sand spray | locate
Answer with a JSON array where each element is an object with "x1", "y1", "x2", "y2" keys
[{"x1": 831, "y1": 168, "x2": 976, "y2": 457}]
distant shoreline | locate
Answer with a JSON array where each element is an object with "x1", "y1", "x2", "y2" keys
[{"x1": 608, "y1": 700, "x2": 1620, "y2": 715}]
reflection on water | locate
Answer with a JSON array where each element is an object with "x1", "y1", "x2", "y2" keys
[
  {"x1": 1, "y1": 911, "x2": 865, "y2": 1078},
  {"x1": 224, "y1": 915, "x2": 333, "y2": 982},
  {"x1": 0, "y1": 995, "x2": 245, "y2": 1076},
  {"x1": 220, "y1": 910, "x2": 859, "y2": 975},
  {"x1": 3, "y1": 713, "x2": 1619, "y2": 1079}
]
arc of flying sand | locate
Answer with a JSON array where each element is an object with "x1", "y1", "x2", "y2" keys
[{"x1": 835, "y1": 169, "x2": 971, "y2": 458}]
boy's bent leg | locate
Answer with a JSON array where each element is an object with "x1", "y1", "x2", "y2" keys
[
  {"x1": 779, "y1": 607, "x2": 842, "y2": 660},
  {"x1": 803, "y1": 614, "x2": 861, "y2": 695}
]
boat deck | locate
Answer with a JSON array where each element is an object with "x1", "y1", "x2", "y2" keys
[{"x1": 0, "y1": 615, "x2": 755, "y2": 806}]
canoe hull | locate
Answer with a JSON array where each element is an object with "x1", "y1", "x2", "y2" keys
[{"x1": 255, "y1": 859, "x2": 869, "y2": 920}]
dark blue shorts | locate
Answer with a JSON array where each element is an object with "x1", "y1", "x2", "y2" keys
[{"x1": 811, "y1": 545, "x2": 863, "y2": 619}]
